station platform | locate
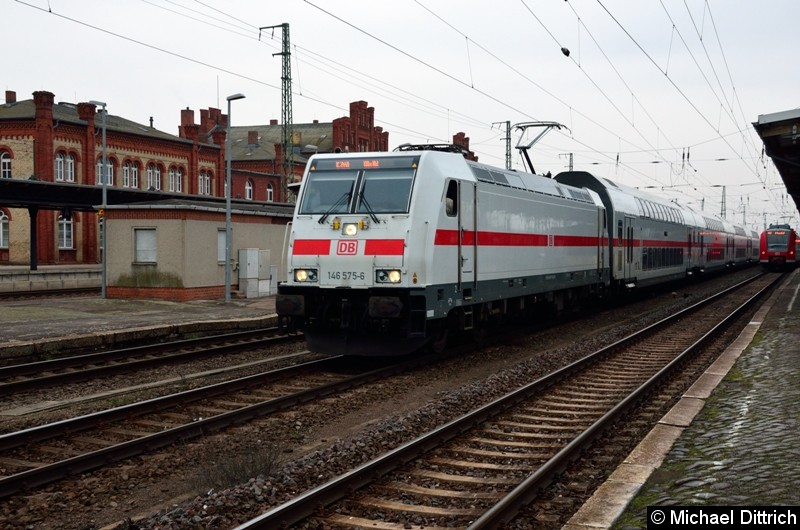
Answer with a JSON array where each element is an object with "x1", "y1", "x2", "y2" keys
[
  {"x1": 567, "y1": 269, "x2": 800, "y2": 529},
  {"x1": 0, "y1": 291, "x2": 277, "y2": 360},
  {"x1": 0, "y1": 264, "x2": 101, "y2": 293}
]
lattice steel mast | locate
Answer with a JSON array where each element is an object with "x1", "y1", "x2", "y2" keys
[
  {"x1": 493, "y1": 121, "x2": 512, "y2": 170},
  {"x1": 262, "y1": 23, "x2": 293, "y2": 203}
]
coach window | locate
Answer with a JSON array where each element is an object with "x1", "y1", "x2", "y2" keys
[
  {"x1": 134, "y1": 228, "x2": 157, "y2": 263},
  {"x1": 445, "y1": 180, "x2": 458, "y2": 217}
]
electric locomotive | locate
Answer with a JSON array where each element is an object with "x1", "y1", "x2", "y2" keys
[
  {"x1": 759, "y1": 224, "x2": 797, "y2": 269},
  {"x1": 277, "y1": 145, "x2": 609, "y2": 355},
  {"x1": 277, "y1": 145, "x2": 756, "y2": 356}
]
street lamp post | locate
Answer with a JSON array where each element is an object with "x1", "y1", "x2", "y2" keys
[
  {"x1": 225, "y1": 93, "x2": 245, "y2": 303},
  {"x1": 89, "y1": 100, "x2": 108, "y2": 299}
]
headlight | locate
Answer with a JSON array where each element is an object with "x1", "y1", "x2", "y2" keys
[
  {"x1": 341, "y1": 219, "x2": 369, "y2": 236},
  {"x1": 342, "y1": 222, "x2": 358, "y2": 236},
  {"x1": 294, "y1": 268, "x2": 318, "y2": 282},
  {"x1": 376, "y1": 269, "x2": 402, "y2": 283}
]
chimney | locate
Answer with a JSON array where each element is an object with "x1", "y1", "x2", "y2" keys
[
  {"x1": 181, "y1": 107, "x2": 195, "y2": 127},
  {"x1": 248, "y1": 130, "x2": 259, "y2": 146},
  {"x1": 270, "y1": 119, "x2": 278, "y2": 126},
  {"x1": 5, "y1": 90, "x2": 16, "y2": 104}
]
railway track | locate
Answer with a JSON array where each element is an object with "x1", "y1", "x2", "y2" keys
[
  {"x1": 0, "y1": 287, "x2": 100, "y2": 301},
  {"x1": 0, "y1": 348, "x2": 455, "y2": 500},
  {"x1": 0, "y1": 327, "x2": 300, "y2": 396},
  {"x1": 230, "y1": 272, "x2": 778, "y2": 530}
]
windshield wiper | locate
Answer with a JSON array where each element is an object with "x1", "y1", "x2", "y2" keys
[
  {"x1": 358, "y1": 191, "x2": 380, "y2": 224},
  {"x1": 318, "y1": 192, "x2": 351, "y2": 224}
]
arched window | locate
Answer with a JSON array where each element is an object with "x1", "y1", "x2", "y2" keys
[
  {"x1": 96, "y1": 158, "x2": 114, "y2": 186},
  {"x1": 199, "y1": 170, "x2": 212, "y2": 195},
  {"x1": 55, "y1": 152, "x2": 75, "y2": 182},
  {"x1": 147, "y1": 164, "x2": 161, "y2": 191},
  {"x1": 0, "y1": 152, "x2": 10, "y2": 179},
  {"x1": 168, "y1": 167, "x2": 183, "y2": 192},
  {"x1": 58, "y1": 213, "x2": 73, "y2": 249},
  {"x1": 65, "y1": 153, "x2": 75, "y2": 182},
  {"x1": 267, "y1": 183, "x2": 274, "y2": 202},
  {"x1": 55, "y1": 152, "x2": 64, "y2": 181},
  {"x1": 0, "y1": 211, "x2": 9, "y2": 249},
  {"x1": 123, "y1": 161, "x2": 139, "y2": 189},
  {"x1": 245, "y1": 179, "x2": 254, "y2": 200}
]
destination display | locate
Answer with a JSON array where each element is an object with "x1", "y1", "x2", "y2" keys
[{"x1": 311, "y1": 156, "x2": 419, "y2": 171}]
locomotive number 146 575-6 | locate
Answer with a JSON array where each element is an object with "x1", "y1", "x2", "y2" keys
[{"x1": 327, "y1": 271, "x2": 366, "y2": 281}]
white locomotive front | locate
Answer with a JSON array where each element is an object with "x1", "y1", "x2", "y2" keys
[{"x1": 277, "y1": 146, "x2": 609, "y2": 355}]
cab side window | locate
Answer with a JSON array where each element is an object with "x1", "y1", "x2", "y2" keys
[{"x1": 445, "y1": 180, "x2": 458, "y2": 217}]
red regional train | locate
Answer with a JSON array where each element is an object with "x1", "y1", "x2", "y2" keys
[
  {"x1": 277, "y1": 145, "x2": 757, "y2": 356},
  {"x1": 759, "y1": 224, "x2": 797, "y2": 269}
]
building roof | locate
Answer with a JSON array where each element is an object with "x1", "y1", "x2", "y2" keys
[
  {"x1": 0, "y1": 98, "x2": 193, "y2": 145},
  {"x1": 753, "y1": 108, "x2": 800, "y2": 213},
  {"x1": 229, "y1": 121, "x2": 334, "y2": 163},
  {"x1": 0, "y1": 177, "x2": 294, "y2": 215},
  {"x1": 105, "y1": 198, "x2": 295, "y2": 218}
]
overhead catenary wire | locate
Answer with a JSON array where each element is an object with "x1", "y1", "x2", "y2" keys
[{"x1": 9, "y1": 0, "x2": 792, "y2": 227}]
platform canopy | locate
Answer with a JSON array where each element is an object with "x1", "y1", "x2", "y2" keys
[{"x1": 753, "y1": 108, "x2": 800, "y2": 214}]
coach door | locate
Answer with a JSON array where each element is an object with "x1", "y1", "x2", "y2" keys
[
  {"x1": 458, "y1": 181, "x2": 477, "y2": 294},
  {"x1": 624, "y1": 215, "x2": 635, "y2": 280}
]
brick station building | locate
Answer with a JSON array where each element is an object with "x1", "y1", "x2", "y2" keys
[{"x1": 0, "y1": 91, "x2": 389, "y2": 270}]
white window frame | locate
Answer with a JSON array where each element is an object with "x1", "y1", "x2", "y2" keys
[
  {"x1": 0, "y1": 211, "x2": 9, "y2": 249},
  {"x1": 217, "y1": 229, "x2": 226, "y2": 262},
  {"x1": 267, "y1": 183, "x2": 274, "y2": 202},
  {"x1": 55, "y1": 152, "x2": 65, "y2": 182},
  {"x1": 199, "y1": 171, "x2": 211, "y2": 196},
  {"x1": 0, "y1": 152, "x2": 10, "y2": 179},
  {"x1": 147, "y1": 164, "x2": 161, "y2": 191},
  {"x1": 134, "y1": 228, "x2": 157, "y2": 263},
  {"x1": 96, "y1": 160, "x2": 113, "y2": 186},
  {"x1": 167, "y1": 167, "x2": 183, "y2": 193},
  {"x1": 123, "y1": 161, "x2": 138, "y2": 189},
  {"x1": 58, "y1": 214, "x2": 73, "y2": 249},
  {"x1": 245, "y1": 179, "x2": 254, "y2": 200},
  {"x1": 65, "y1": 153, "x2": 75, "y2": 182}
]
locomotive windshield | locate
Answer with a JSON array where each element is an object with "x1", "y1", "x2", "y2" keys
[
  {"x1": 766, "y1": 231, "x2": 790, "y2": 251},
  {"x1": 357, "y1": 169, "x2": 414, "y2": 213},
  {"x1": 298, "y1": 170, "x2": 356, "y2": 215},
  {"x1": 299, "y1": 156, "x2": 418, "y2": 216}
]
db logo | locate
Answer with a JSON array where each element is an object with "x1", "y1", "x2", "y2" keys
[{"x1": 336, "y1": 240, "x2": 358, "y2": 255}]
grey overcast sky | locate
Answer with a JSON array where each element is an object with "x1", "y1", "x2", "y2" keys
[{"x1": 5, "y1": 0, "x2": 799, "y2": 230}]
